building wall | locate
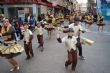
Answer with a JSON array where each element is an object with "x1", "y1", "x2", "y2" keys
[
  {"x1": 96, "y1": 0, "x2": 110, "y2": 20},
  {"x1": 80, "y1": 3, "x2": 87, "y2": 13},
  {"x1": 1, "y1": 4, "x2": 38, "y2": 20}
]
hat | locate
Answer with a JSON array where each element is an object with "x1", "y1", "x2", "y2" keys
[{"x1": 68, "y1": 28, "x2": 74, "y2": 32}]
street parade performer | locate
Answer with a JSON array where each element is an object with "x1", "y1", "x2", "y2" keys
[
  {"x1": 44, "y1": 15, "x2": 54, "y2": 39},
  {"x1": 23, "y1": 23, "x2": 34, "y2": 60},
  {"x1": 86, "y1": 13, "x2": 94, "y2": 28},
  {"x1": 57, "y1": 28, "x2": 78, "y2": 73},
  {"x1": 69, "y1": 17, "x2": 86, "y2": 60},
  {"x1": 97, "y1": 14, "x2": 105, "y2": 31},
  {"x1": 35, "y1": 22, "x2": 44, "y2": 52},
  {"x1": 0, "y1": 18, "x2": 24, "y2": 71}
]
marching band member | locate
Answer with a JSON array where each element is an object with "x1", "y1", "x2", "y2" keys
[
  {"x1": 23, "y1": 23, "x2": 34, "y2": 60},
  {"x1": 57, "y1": 28, "x2": 77, "y2": 73},
  {"x1": 97, "y1": 14, "x2": 105, "y2": 31},
  {"x1": 0, "y1": 18, "x2": 24, "y2": 71},
  {"x1": 35, "y1": 22, "x2": 44, "y2": 52}
]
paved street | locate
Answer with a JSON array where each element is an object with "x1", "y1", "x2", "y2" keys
[{"x1": 0, "y1": 22, "x2": 110, "y2": 73}]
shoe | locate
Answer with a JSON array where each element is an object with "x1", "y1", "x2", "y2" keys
[
  {"x1": 10, "y1": 68, "x2": 16, "y2": 72},
  {"x1": 37, "y1": 45, "x2": 41, "y2": 48},
  {"x1": 65, "y1": 62, "x2": 68, "y2": 69},
  {"x1": 10, "y1": 66, "x2": 19, "y2": 72},
  {"x1": 40, "y1": 47, "x2": 44, "y2": 52},
  {"x1": 26, "y1": 56, "x2": 31, "y2": 60},
  {"x1": 80, "y1": 56, "x2": 85, "y2": 60},
  {"x1": 31, "y1": 54, "x2": 34, "y2": 57},
  {"x1": 16, "y1": 66, "x2": 20, "y2": 70}
]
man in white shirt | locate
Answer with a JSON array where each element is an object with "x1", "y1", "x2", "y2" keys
[
  {"x1": 69, "y1": 17, "x2": 85, "y2": 60},
  {"x1": 57, "y1": 28, "x2": 77, "y2": 73},
  {"x1": 23, "y1": 23, "x2": 34, "y2": 60},
  {"x1": 35, "y1": 22, "x2": 44, "y2": 52}
]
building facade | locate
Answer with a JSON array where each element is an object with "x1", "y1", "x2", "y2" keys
[
  {"x1": 96, "y1": 0, "x2": 110, "y2": 20},
  {"x1": 80, "y1": 3, "x2": 87, "y2": 13},
  {"x1": 87, "y1": 0, "x2": 96, "y2": 13},
  {"x1": 0, "y1": 0, "x2": 65, "y2": 21}
]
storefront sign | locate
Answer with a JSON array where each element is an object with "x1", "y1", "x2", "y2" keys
[{"x1": 18, "y1": 10, "x2": 25, "y2": 20}]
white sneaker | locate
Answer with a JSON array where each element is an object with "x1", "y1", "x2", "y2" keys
[
  {"x1": 80, "y1": 56, "x2": 85, "y2": 60},
  {"x1": 10, "y1": 68, "x2": 15, "y2": 72},
  {"x1": 16, "y1": 66, "x2": 20, "y2": 70},
  {"x1": 10, "y1": 66, "x2": 20, "y2": 72}
]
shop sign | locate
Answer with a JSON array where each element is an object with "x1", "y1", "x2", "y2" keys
[{"x1": 18, "y1": 10, "x2": 25, "y2": 20}]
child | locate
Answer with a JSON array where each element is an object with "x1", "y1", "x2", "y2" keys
[
  {"x1": 23, "y1": 23, "x2": 34, "y2": 60},
  {"x1": 35, "y1": 22, "x2": 44, "y2": 52},
  {"x1": 97, "y1": 15, "x2": 105, "y2": 31},
  {"x1": 69, "y1": 17, "x2": 86, "y2": 60},
  {"x1": 57, "y1": 28, "x2": 77, "y2": 73}
]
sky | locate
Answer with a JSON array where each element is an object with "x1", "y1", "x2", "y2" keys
[{"x1": 76, "y1": 0, "x2": 88, "y2": 3}]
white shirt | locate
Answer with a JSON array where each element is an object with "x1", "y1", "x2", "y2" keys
[
  {"x1": 69, "y1": 23, "x2": 84, "y2": 37},
  {"x1": 35, "y1": 26, "x2": 43, "y2": 35},
  {"x1": 28, "y1": 16, "x2": 30, "y2": 22},
  {"x1": 23, "y1": 29, "x2": 33, "y2": 44},
  {"x1": 61, "y1": 36, "x2": 77, "y2": 51}
]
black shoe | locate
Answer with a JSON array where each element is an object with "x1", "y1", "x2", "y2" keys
[
  {"x1": 65, "y1": 62, "x2": 68, "y2": 69},
  {"x1": 31, "y1": 54, "x2": 34, "y2": 57},
  {"x1": 26, "y1": 56, "x2": 31, "y2": 60},
  {"x1": 40, "y1": 47, "x2": 44, "y2": 52},
  {"x1": 80, "y1": 56, "x2": 85, "y2": 60},
  {"x1": 37, "y1": 45, "x2": 41, "y2": 48}
]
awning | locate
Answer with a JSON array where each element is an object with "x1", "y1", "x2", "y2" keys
[
  {"x1": 38, "y1": 1, "x2": 64, "y2": 10},
  {"x1": 37, "y1": 1, "x2": 52, "y2": 7}
]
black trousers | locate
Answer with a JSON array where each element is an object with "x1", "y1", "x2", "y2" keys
[
  {"x1": 76, "y1": 37, "x2": 83, "y2": 56},
  {"x1": 37, "y1": 34, "x2": 44, "y2": 47}
]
